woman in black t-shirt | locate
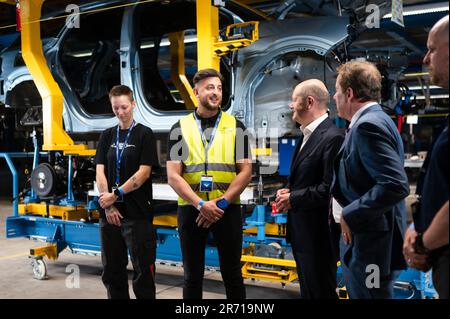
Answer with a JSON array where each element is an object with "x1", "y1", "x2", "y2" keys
[{"x1": 95, "y1": 85, "x2": 158, "y2": 299}]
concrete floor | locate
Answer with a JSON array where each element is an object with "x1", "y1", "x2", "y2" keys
[{"x1": 0, "y1": 200, "x2": 299, "y2": 299}]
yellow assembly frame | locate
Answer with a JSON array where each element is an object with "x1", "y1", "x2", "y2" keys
[
  {"x1": 169, "y1": 31, "x2": 197, "y2": 110},
  {"x1": 19, "y1": 0, "x2": 95, "y2": 156},
  {"x1": 30, "y1": 244, "x2": 58, "y2": 260},
  {"x1": 196, "y1": 0, "x2": 259, "y2": 70},
  {"x1": 241, "y1": 245, "x2": 298, "y2": 283},
  {"x1": 18, "y1": 203, "x2": 100, "y2": 221},
  {"x1": 15, "y1": 0, "x2": 259, "y2": 152}
]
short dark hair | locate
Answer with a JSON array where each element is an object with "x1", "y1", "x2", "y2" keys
[
  {"x1": 193, "y1": 68, "x2": 224, "y2": 85},
  {"x1": 109, "y1": 85, "x2": 134, "y2": 102},
  {"x1": 336, "y1": 61, "x2": 381, "y2": 102}
]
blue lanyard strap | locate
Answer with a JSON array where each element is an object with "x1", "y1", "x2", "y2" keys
[
  {"x1": 115, "y1": 120, "x2": 135, "y2": 186},
  {"x1": 193, "y1": 110, "x2": 222, "y2": 173}
]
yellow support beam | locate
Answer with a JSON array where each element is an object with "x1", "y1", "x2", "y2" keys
[
  {"x1": 214, "y1": 21, "x2": 259, "y2": 56},
  {"x1": 20, "y1": 0, "x2": 95, "y2": 156},
  {"x1": 242, "y1": 263, "x2": 298, "y2": 283},
  {"x1": 241, "y1": 254, "x2": 297, "y2": 268},
  {"x1": 30, "y1": 244, "x2": 58, "y2": 260},
  {"x1": 196, "y1": 0, "x2": 221, "y2": 71},
  {"x1": 169, "y1": 31, "x2": 197, "y2": 109},
  {"x1": 243, "y1": 222, "x2": 285, "y2": 236},
  {"x1": 0, "y1": 0, "x2": 15, "y2": 5},
  {"x1": 18, "y1": 203, "x2": 99, "y2": 220},
  {"x1": 241, "y1": 246, "x2": 298, "y2": 283},
  {"x1": 252, "y1": 148, "x2": 272, "y2": 156},
  {"x1": 153, "y1": 214, "x2": 178, "y2": 227},
  {"x1": 196, "y1": 1, "x2": 259, "y2": 71}
]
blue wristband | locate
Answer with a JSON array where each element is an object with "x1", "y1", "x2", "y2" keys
[
  {"x1": 196, "y1": 199, "x2": 205, "y2": 211},
  {"x1": 118, "y1": 187, "x2": 125, "y2": 196}
]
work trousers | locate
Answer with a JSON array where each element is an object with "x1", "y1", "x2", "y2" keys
[
  {"x1": 432, "y1": 246, "x2": 449, "y2": 299},
  {"x1": 177, "y1": 204, "x2": 245, "y2": 299},
  {"x1": 100, "y1": 215, "x2": 156, "y2": 299}
]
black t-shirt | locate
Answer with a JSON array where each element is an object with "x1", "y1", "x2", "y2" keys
[
  {"x1": 415, "y1": 124, "x2": 449, "y2": 233},
  {"x1": 167, "y1": 110, "x2": 252, "y2": 162},
  {"x1": 95, "y1": 123, "x2": 158, "y2": 220}
]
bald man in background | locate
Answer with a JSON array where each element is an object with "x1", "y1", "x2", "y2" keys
[
  {"x1": 403, "y1": 15, "x2": 449, "y2": 298},
  {"x1": 276, "y1": 79, "x2": 344, "y2": 299}
]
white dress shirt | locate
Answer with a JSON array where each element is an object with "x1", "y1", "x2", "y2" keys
[
  {"x1": 300, "y1": 113, "x2": 328, "y2": 151},
  {"x1": 348, "y1": 101, "x2": 378, "y2": 129}
]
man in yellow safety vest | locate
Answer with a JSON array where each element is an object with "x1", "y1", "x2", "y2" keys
[{"x1": 167, "y1": 68, "x2": 252, "y2": 299}]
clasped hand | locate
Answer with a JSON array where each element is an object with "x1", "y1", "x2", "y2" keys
[
  {"x1": 275, "y1": 188, "x2": 291, "y2": 212},
  {"x1": 196, "y1": 198, "x2": 224, "y2": 228},
  {"x1": 99, "y1": 192, "x2": 118, "y2": 209}
]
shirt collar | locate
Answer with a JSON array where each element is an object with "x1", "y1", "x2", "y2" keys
[
  {"x1": 300, "y1": 113, "x2": 328, "y2": 136},
  {"x1": 349, "y1": 101, "x2": 378, "y2": 128},
  {"x1": 194, "y1": 108, "x2": 221, "y2": 122}
]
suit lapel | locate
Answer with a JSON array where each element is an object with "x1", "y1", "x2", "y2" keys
[
  {"x1": 297, "y1": 118, "x2": 332, "y2": 163},
  {"x1": 290, "y1": 118, "x2": 332, "y2": 176}
]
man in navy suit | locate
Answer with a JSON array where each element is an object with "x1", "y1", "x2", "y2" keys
[
  {"x1": 275, "y1": 79, "x2": 344, "y2": 299},
  {"x1": 331, "y1": 61, "x2": 409, "y2": 299}
]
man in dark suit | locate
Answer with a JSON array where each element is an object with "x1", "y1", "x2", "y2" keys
[
  {"x1": 275, "y1": 79, "x2": 344, "y2": 299},
  {"x1": 331, "y1": 61, "x2": 409, "y2": 299}
]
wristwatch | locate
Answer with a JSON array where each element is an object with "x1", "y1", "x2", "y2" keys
[
  {"x1": 414, "y1": 233, "x2": 431, "y2": 254},
  {"x1": 217, "y1": 198, "x2": 229, "y2": 210},
  {"x1": 113, "y1": 188, "x2": 122, "y2": 197}
]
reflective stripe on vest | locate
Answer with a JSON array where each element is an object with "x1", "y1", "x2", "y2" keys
[{"x1": 178, "y1": 111, "x2": 238, "y2": 206}]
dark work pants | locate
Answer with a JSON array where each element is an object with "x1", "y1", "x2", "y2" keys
[
  {"x1": 177, "y1": 205, "x2": 245, "y2": 299},
  {"x1": 100, "y1": 216, "x2": 156, "y2": 299},
  {"x1": 432, "y1": 247, "x2": 449, "y2": 299},
  {"x1": 290, "y1": 231, "x2": 338, "y2": 299}
]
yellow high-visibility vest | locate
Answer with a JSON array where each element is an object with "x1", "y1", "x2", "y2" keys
[{"x1": 178, "y1": 111, "x2": 239, "y2": 206}]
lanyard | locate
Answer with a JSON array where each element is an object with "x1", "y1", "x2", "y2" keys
[
  {"x1": 193, "y1": 110, "x2": 222, "y2": 173},
  {"x1": 115, "y1": 120, "x2": 135, "y2": 186}
]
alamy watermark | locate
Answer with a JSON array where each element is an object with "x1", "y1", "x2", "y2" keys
[
  {"x1": 65, "y1": 4, "x2": 80, "y2": 29},
  {"x1": 365, "y1": 264, "x2": 380, "y2": 289},
  {"x1": 65, "y1": 264, "x2": 80, "y2": 289},
  {"x1": 365, "y1": 4, "x2": 381, "y2": 29}
]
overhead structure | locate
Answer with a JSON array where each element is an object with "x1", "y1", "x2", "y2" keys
[
  {"x1": 19, "y1": 0, "x2": 94, "y2": 155},
  {"x1": 196, "y1": 0, "x2": 221, "y2": 71},
  {"x1": 169, "y1": 31, "x2": 197, "y2": 110},
  {"x1": 196, "y1": 0, "x2": 258, "y2": 71}
]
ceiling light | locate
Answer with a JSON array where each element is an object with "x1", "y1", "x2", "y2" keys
[
  {"x1": 406, "y1": 94, "x2": 449, "y2": 100},
  {"x1": 383, "y1": 2, "x2": 448, "y2": 18},
  {"x1": 408, "y1": 85, "x2": 441, "y2": 90}
]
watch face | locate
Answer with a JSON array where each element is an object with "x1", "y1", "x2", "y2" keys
[{"x1": 217, "y1": 199, "x2": 228, "y2": 209}]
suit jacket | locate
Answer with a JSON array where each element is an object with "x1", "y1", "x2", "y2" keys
[
  {"x1": 286, "y1": 117, "x2": 344, "y2": 253},
  {"x1": 331, "y1": 104, "x2": 409, "y2": 274}
]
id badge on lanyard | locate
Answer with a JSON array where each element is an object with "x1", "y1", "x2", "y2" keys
[
  {"x1": 115, "y1": 121, "x2": 135, "y2": 201},
  {"x1": 194, "y1": 111, "x2": 221, "y2": 193},
  {"x1": 199, "y1": 175, "x2": 213, "y2": 192}
]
